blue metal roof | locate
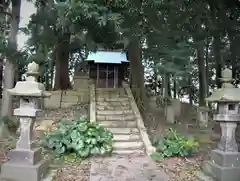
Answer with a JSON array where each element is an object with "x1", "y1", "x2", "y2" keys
[{"x1": 85, "y1": 51, "x2": 129, "y2": 64}]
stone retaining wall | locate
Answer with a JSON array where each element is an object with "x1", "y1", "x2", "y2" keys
[
  {"x1": 89, "y1": 84, "x2": 96, "y2": 123},
  {"x1": 73, "y1": 75, "x2": 92, "y2": 90},
  {"x1": 44, "y1": 89, "x2": 89, "y2": 109},
  {"x1": 122, "y1": 81, "x2": 156, "y2": 156}
]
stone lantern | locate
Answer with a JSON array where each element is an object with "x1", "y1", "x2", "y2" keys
[
  {"x1": 199, "y1": 68, "x2": 240, "y2": 181},
  {"x1": 0, "y1": 62, "x2": 51, "y2": 181}
]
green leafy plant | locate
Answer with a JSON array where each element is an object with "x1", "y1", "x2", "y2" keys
[
  {"x1": 151, "y1": 128, "x2": 199, "y2": 159},
  {"x1": 42, "y1": 119, "x2": 113, "y2": 158}
]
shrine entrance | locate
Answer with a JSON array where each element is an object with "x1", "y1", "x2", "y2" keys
[
  {"x1": 86, "y1": 51, "x2": 129, "y2": 88},
  {"x1": 96, "y1": 64, "x2": 119, "y2": 88}
]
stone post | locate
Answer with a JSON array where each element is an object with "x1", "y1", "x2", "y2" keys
[
  {"x1": 197, "y1": 106, "x2": 209, "y2": 128},
  {"x1": 165, "y1": 105, "x2": 175, "y2": 123},
  {"x1": 89, "y1": 83, "x2": 96, "y2": 123},
  {"x1": 0, "y1": 62, "x2": 51, "y2": 181},
  {"x1": 198, "y1": 68, "x2": 240, "y2": 181}
]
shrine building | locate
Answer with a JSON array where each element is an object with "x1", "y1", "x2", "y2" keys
[{"x1": 84, "y1": 50, "x2": 129, "y2": 88}]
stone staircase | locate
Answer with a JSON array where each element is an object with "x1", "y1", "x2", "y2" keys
[{"x1": 96, "y1": 88, "x2": 145, "y2": 155}]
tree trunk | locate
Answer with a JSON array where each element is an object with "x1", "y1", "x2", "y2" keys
[
  {"x1": 163, "y1": 73, "x2": 171, "y2": 114},
  {"x1": 0, "y1": 58, "x2": 3, "y2": 98},
  {"x1": 173, "y1": 76, "x2": 177, "y2": 99},
  {"x1": 128, "y1": 37, "x2": 146, "y2": 112},
  {"x1": 53, "y1": 33, "x2": 71, "y2": 90},
  {"x1": 197, "y1": 43, "x2": 207, "y2": 106},
  {"x1": 1, "y1": 0, "x2": 21, "y2": 118},
  {"x1": 163, "y1": 74, "x2": 168, "y2": 99},
  {"x1": 49, "y1": 63, "x2": 54, "y2": 90},
  {"x1": 167, "y1": 75, "x2": 171, "y2": 98},
  {"x1": 45, "y1": 65, "x2": 50, "y2": 90},
  {"x1": 153, "y1": 61, "x2": 158, "y2": 95},
  {"x1": 213, "y1": 34, "x2": 222, "y2": 88},
  {"x1": 228, "y1": 31, "x2": 238, "y2": 85},
  {"x1": 188, "y1": 75, "x2": 193, "y2": 105},
  {"x1": 209, "y1": 2, "x2": 222, "y2": 88},
  {"x1": 49, "y1": 50, "x2": 55, "y2": 90},
  {"x1": 205, "y1": 38, "x2": 212, "y2": 109},
  {"x1": 205, "y1": 38, "x2": 210, "y2": 96}
]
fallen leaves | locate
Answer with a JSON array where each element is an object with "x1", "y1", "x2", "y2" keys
[
  {"x1": 155, "y1": 155, "x2": 204, "y2": 181},
  {"x1": 55, "y1": 160, "x2": 91, "y2": 181},
  {"x1": 147, "y1": 114, "x2": 218, "y2": 181},
  {"x1": 0, "y1": 105, "x2": 91, "y2": 181},
  {"x1": 0, "y1": 137, "x2": 17, "y2": 164}
]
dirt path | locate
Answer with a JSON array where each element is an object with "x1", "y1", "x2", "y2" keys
[{"x1": 90, "y1": 154, "x2": 169, "y2": 181}]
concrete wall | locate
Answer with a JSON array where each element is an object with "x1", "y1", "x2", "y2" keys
[{"x1": 44, "y1": 89, "x2": 89, "y2": 109}]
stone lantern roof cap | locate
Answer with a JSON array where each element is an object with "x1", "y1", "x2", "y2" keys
[
  {"x1": 206, "y1": 88, "x2": 240, "y2": 103},
  {"x1": 7, "y1": 81, "x2": 51, "y2": 97},
  {"x1": 7, "y1": 61, "x2": 51, "y2": 98},
  {"x1": 206, "y1": 68, "x2": 240, "y2": 103}
]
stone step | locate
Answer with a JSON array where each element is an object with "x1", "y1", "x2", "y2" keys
[
  {"x1": 107, "y1": 128, "x2": 139, "y2": 135},
  {"x1": 97, "y1": 90, "x2": 126, "y2": 93},
  {"x1": 96, "y1": 93, "x2": 125, "y2": 96},
  {"x1": 96, "y1": 101, "x2": 130, "y2": 107},
  {"x1": 96, "y1": 92, "x2": 127, "y2": 97},
  {"x1": 96, "y1": 105, "x2": 131, "y2": 111},
  {"x1": 97, "y1": 96, "x2": 128, "y2": 100},
  {"x1": 97, "y1": 114, "x2": 135, "y2": 121},
  {"x1": 112, "y1": 149, "x2": 145, "y2": 155},
  {"x1": 113, "y1": 134, "x2": 141, "y2": 142},
  {"x1": 96, "y1": 88, "x2": 125, "y2": 90},
  {"x1": 98, "y1": 120, "x2": 137, "y2": 128},
  {"x1": 113, "y1": 141, "x2": 144, "y2": 150},
  {"x1": 97, "y1": 97, "x2": 129, "y2": 102},
  {"x1": 96, "y1": 88, "x2": 125, "y2": 93},
  {"x1": 97, "y1": 110, "x2": 133, "y2": 115},
  {"x1": 96, "y1": 94, "x2": 126, "y2": 98}
]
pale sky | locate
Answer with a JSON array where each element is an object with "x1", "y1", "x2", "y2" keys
[{"x1": 18, "y1": 1, "x2": 36, "y2": 49}]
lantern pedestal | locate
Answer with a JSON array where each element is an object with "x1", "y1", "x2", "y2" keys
[
  {"x1": 201, "y1": 150, "x2": 240, "y2": 181},
  {"x1": 1, "y1": 158, "x2": 50, "y2": 181}
]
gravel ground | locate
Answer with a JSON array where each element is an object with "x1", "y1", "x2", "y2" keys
[
  {"x1": 0, "y1": 105, "x2": 91, "y2": 181},
  {"x1": 0, "y1": 104, "x2": 220, "y2": 181},
  {"x1": 147, "y1": 120, "x2": 220, "y2": 181},
  {"x1": 54, "y1": 160, "x2": 91, "y2": 181},
  {"x1": 43, "y1": 105, "x2": 91, "y2": 181},
  {"x1": 0, "y1": 137, "x2": 16, "y2": 164},
  {"x1": 90, "y1": 154, "x2": 169, "y2": 181},
  {"x1": 154, "y1": 151, "x2": 206, "y2": 181}
]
